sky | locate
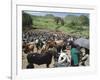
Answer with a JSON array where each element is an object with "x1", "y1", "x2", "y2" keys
[{"x1": 23, "y1": 10, "x2": 89, "y2": 18}]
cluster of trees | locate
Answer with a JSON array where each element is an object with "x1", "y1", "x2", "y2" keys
[
  {"x1": 79, "y1": 15, "x2": 89, "y2": 26},
  {"x1": 64, "y1": 15, "x2": 89, "y2": 27},
  {"x1": 44, "y1": 14, "x2": 89, "y2": 27},
  {"x1": 22, "y1": 11, "x2": 33, "y2": 27}
]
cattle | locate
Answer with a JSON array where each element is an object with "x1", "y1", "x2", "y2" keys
[
  {"x1": 54, "y1": 40, "x2": 67, "y2": 53},
  {"x1": 35, "y1": 39, "x2": 44, "y2": 50},
  {"x1": 23, "y1": 42, "x2": 37, "y2": 54},
  {"x1": 22, "y1": 30, "x2": 87, "y2": 68},
  {"x1": 26, "y1": 50, "x2": 56, "y2": 68}
]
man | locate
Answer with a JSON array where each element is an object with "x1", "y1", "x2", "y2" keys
[
  {"x1": 79, "y1": 48, "x2": 89, "y2": 66},
  {"x1": 55, "y1": 51, "x2": 71, "y2": 67},
  {"x1": 71, "y1": 43, "x2": 79, "y2": 66}
]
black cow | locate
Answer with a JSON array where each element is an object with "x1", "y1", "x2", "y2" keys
[{"x1": 26, "y1": 50, "x2": 56, "y2": 68}]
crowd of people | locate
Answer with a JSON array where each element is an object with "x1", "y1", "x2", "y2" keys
[{"x1": 56, "y1": 43, "x2": 89, "y2": 67}]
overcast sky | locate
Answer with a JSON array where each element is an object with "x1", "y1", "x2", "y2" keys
[{"x1": 23, "y1": 10, "x2": 89, "y2": 18}]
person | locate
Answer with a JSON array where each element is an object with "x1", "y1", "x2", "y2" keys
[
  {"x1": 71, "y1": 43, "x2": 79, "y2": 66},
  {"x1": 56, "y1": 51, "x2": 69, "y2": 67},
  {"x1": 66, "y1": 47, "x2": 71, "y2": 65},
  {"x1": 53, "y1": 48, "x2": 69, "y2": 67},
  {"x1": 79, "y1": 48, "x2": 89, "y2": 66}
]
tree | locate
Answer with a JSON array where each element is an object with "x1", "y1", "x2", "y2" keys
[
  {"x1": 79, "y1": 15, "x2": 89, "y2": 26},
  {"x1": 65, "y1": 15, "x2": 79, "y2": 23},
  {"x1": 22, "y1": 11, "x2": 33, "y2": 27},
  {"x1": 54, "y1": 17, "x2": 64, "y2": 26}
]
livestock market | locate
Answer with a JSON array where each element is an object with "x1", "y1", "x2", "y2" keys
[{"x1": 22, "y1": 11, "x2": 89, "y2": 69}]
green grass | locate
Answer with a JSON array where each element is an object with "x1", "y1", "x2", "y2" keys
[{"x1": 31, "y1": 16, "x2": 89, "y2": 38}]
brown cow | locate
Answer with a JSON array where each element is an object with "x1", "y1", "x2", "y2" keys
[{"x1": 23, "y1": 42, "x2": 37, "y2": 54}]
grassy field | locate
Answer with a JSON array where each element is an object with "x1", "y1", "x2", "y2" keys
[{"x1": 31, "y1": 15, "x2": 89, "y2": 38}]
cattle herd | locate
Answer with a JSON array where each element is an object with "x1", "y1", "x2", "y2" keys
[{"x1": 22, "y1": 29, "x2": 89, "y2": 69}]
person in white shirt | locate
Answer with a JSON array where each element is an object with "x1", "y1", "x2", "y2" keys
[{"x1": 56, "y1": 51, "x2": 71, "y2": 67}]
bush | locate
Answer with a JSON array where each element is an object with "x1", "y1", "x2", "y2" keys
[{"x1": 66, "y1": 21, "x2": 77, "y2": 28}]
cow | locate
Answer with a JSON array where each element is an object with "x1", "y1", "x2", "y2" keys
[{"x1": 26, "y1": 50, "x2": 56, "y2": 68}]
